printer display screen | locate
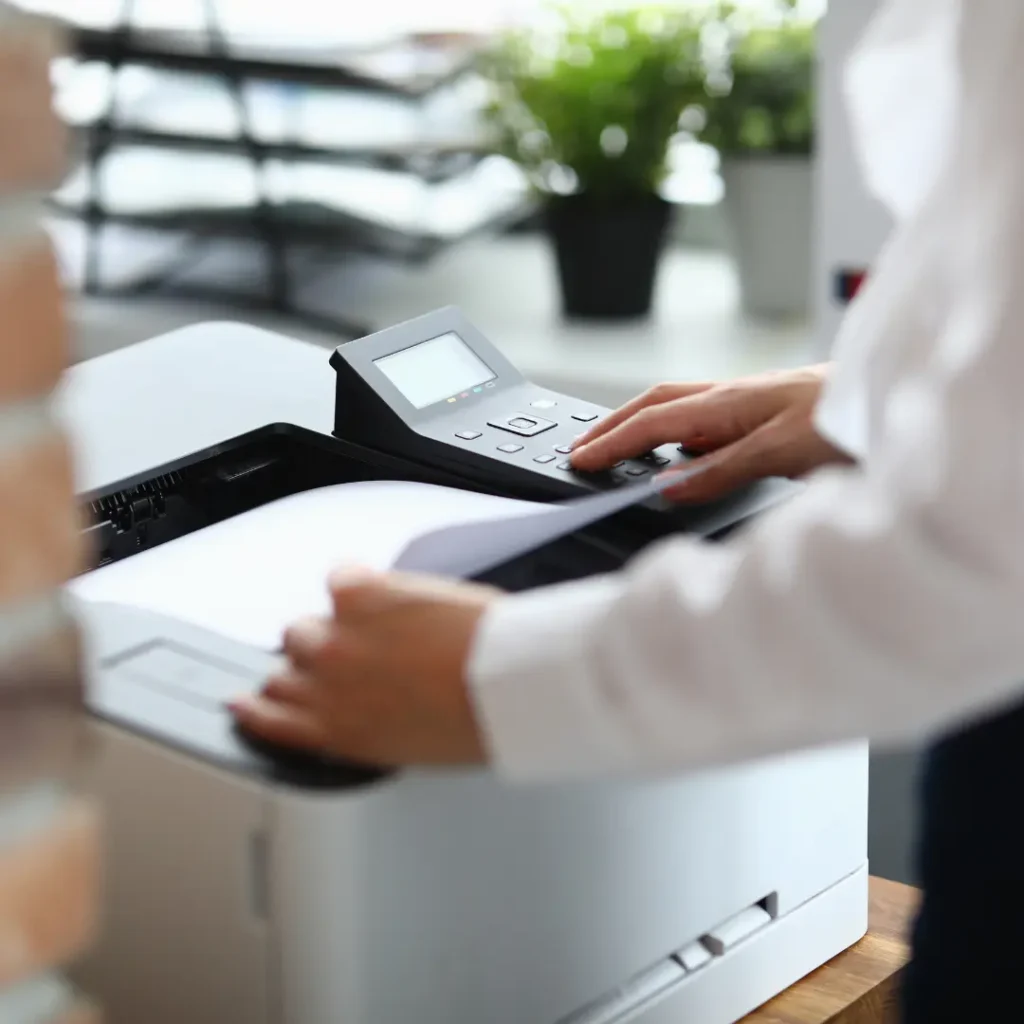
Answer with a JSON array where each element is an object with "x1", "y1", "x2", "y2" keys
[{"x1": 373, "y1": 332, "x2": 496, "y2": 410}]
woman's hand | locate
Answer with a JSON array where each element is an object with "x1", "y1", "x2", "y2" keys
[
  {"x1": 231, "y1": 570, "x2": 498, "y2": 767},
  {"x1": 570, "y1": 364, "x2": 851, "y2": 502}
]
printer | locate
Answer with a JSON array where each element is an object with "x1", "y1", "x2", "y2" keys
[{"x1": 61, "y1": 310, "x2": 869, "y2": 1024}]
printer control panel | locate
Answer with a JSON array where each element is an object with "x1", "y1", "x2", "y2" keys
[
  {"x1": 330, "y1": 307, "x2": 687, "y2": 498},
  {"x1": 444, "y1": 401, "x2": 682, "y2": 490}
]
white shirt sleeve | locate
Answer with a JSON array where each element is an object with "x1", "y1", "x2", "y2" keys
[{"x1": 468, "y1": 1, "x2": 1024, "y2": 781}]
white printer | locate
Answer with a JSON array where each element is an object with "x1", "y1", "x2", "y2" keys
[{"x1": 61, "y1": 313, "x2": 869, "y2": 1024}]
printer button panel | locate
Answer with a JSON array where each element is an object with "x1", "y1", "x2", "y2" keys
[
  {"x1": 487, "y1": 414, "x2": 557, "y2": 438},
  {"x1": 438, "y1": 404, "x2": 687, "y2": 493}
]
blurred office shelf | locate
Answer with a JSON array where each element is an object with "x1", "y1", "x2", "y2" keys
[
  {"x1": 53, "y1": 148, "x2": 530, "y2": 259},
  {"x1": 34, "y1": 1, "x2": 730, "y2": 341},
  {"x1": 68, "y1": 24, "x2": 484, "y2": 97},
  {"x1": 56, "y1": 61, "x2": 495, "y2": 179},
  {"x1": 36, "y1": 0, "x2": 527, "y2": 336}
]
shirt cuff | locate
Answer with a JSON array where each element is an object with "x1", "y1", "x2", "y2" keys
[{"x1": 467, "y1": 574, "x2": 634, "y2": 782}]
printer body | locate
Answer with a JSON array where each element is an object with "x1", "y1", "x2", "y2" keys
[{"x1": 63, "y1": 315, "x2": 869, "y2": 1024}]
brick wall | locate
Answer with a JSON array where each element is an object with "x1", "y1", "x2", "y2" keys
[{"x1": 0, "y1": 5, "x2": 100, "y2": 1022}]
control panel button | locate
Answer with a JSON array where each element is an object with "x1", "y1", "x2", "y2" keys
[
  {"x1": 572, "y1": 412, "x2": 599, "y2": 423},
  {"x1": 533, "y1": 454, "x2": 557, "y2": 464},
  {"x1": 455, "y1": 430, "x2": 482, "y2": 441},
  {"x1": 557, "y1": 461, "x2": 574, "y2": 471},
  {"x1": 554, "y1": 445, "x2": 574, "y2": 455},
  {"x1": 488, "y1": 414, "x2": 557, "y2": 438},
  {"x1": 498, "y1": 443, "x2": 524, "y2": 454},
  {"x1": 531, "y1": 399, "x2": 558, "y2": 409},
  {"x1": 652, "y1": 456, "x2": 671, "y2": 466},
  {"x1": 626, "y1": 467, "x2": 649, "y2": 477}
]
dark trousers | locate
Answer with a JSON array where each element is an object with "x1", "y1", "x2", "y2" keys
[{"x1": 901, "y1": 699, "x2": 1024, "y2": 1022}]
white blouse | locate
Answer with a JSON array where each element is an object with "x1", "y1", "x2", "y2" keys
[{"x1": 469, "y1": 0, "x2": 1024, "y2": 780}]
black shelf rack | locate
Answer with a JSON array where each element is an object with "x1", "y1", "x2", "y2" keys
[
  {"x1": 61, "y1": 0, "x2": 511, "y2": 339},
  {"x1": 71, "y1": 24, "x2": 481, "y2": 98}
]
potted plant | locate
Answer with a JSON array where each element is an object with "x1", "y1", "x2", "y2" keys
[
  {"x1": 485, "y1": 6, "x2": 704, "y2": 320},
  {"x1": 699, "y1": 2, "x2": 817, "y2": 320}
]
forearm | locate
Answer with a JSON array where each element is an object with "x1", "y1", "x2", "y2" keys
[{"x1": 469, "y1": 458, "x2": 1024, "y2": 779}]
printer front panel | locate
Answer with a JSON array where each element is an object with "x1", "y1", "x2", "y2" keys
[
  {"x1": 268, "y1": 746, "x2": 868, "y2": 1024},
  {"x1": 76, "y1": 730, "x2": 867, "y2": 1024},
  {"x1": 74, "y1": 722, "x2": 276, "y2": 1024}
]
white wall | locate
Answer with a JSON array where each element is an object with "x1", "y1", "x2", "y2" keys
[{"x1": 814, "y1": 0, "x2": 892, "y2": 355}]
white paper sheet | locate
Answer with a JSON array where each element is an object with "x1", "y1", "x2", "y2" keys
[
  {"x1": 70, "y1": 472, "x2": 687, "y2": 651},
  {"x1": 394, "y1": 469, "x2": 684, "y2": 577},
  {"x1": 69, "y1": 481, "x2": 542, "y2": 650}
]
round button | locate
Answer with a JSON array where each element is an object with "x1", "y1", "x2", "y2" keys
[{"x1": 531, "y1": 399, "x2": 557, "y2": 409}]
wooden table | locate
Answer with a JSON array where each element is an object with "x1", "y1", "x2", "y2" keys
[{"x1": 741, "y1": 877, "x2": 919, "y2": 1024}]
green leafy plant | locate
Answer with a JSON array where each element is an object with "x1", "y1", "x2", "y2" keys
[
  {"x1": 698, "y1": 3, "x2": 817, "y2": 159},
  {"x1": 483, "y1": 6, "x2": 705, "y2": 203}
]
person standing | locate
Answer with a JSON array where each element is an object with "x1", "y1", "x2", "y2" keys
[{"x1": 233, "y1": 2, "x2": 1024, "y2": 1017}]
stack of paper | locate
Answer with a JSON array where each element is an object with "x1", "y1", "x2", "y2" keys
[{"x1": 70, "y1": 474, "x2": 680, "y2": 650}]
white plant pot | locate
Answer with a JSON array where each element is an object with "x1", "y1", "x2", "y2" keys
[{"x1": 721, "y1": 157, "x2": 814, "y2": 320}]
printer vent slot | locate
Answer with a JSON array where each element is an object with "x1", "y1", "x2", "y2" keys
[
  {"x1": 680, "y1": 893, "x2": 778, "y2": 964},
  {"x1": 556, "y1": 958, "x2": 685, "y2": 1024},
  {"x1": 555, "y1": 894, "x2": 780, "y2": 1024}
]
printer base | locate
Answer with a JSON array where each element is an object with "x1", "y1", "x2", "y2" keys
[{"x1": 76, "y1": 716, "x2": 868, "y2": 1024}]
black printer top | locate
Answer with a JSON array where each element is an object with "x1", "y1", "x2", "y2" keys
[{"x1": 61, "y1": 321, "x2": 336, "y2": 499}]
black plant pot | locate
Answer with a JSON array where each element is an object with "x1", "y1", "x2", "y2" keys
[{"x1": 545, "y1": 195, "x2": 674, "y2": 320}]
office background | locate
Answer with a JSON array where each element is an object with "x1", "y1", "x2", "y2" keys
[{"x1": 20, "y1": 0, "x2": 917, "y2": 884}]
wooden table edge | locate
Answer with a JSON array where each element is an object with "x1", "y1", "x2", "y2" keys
[{"x1": 740, "y1": 876, "x2": 920, "y2": 1024}]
